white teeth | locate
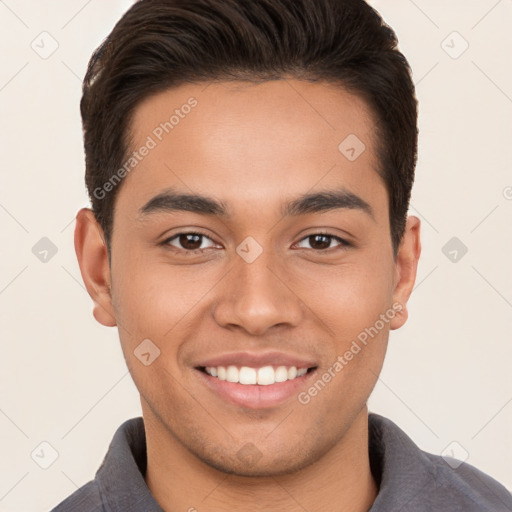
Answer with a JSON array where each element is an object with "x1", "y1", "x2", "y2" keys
[
  {"x1": 204, "y1": 365, "x2": 310, "y2": 385},
  {"x1": 274, "y1": 366, "x2": 288, "y2": 383},
  {"x1": 257, "y1": 366, "x2": 275, "y2": 385},
  {"x1": 239, "y1": 366, "x2": 257, "y2": 385},
  {"x1": 288, "y1": 366, "x2": 297, "y2": 380},
  {"x1": 226, "y1": 365, "x2": 239, "y2": 383}
]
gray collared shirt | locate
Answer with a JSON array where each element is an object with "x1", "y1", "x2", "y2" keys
[{"x1": 50, "y1": 413, "x2": 512, "y2": 511}]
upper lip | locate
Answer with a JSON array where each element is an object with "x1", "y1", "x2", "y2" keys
[{"x1": 195, "y1": 351, "x2": 317, "y2": 369}]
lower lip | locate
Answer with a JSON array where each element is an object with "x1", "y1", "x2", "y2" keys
[{"x1": 196, "y1": 369, "x2": 316, "y2": 409}]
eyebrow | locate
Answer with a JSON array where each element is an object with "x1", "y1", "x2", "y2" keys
[{"x1": 138, "y1": 186, "x2": 374, "y2": 220}]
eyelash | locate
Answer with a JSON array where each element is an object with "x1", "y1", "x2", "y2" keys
[{"x1": 160, "y1": 230, "x2": 351, "y2": 254}]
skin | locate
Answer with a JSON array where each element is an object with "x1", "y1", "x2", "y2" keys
[{"x1": 75, "y1": 79, "x2": 421, "y2": 512}]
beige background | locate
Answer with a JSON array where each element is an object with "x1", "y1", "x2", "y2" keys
[{"x1": 1, "y1": 1, "x2": 511, "y2": 510}]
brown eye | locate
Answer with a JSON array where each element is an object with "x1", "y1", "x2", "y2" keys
[
  {"x1": 178, "y1": 233, "x2": 203, "y2": 250},
  {"x1": 296, "y1": 233, "x2": 349, "y2": 251},
  {"x1": 163, "y1": 232, "x2": 215, "y2": 252},
  {"x1": 308, "y1": 234, "x2": 331, "y2": 250}
]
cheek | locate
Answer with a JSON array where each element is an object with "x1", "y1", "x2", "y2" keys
[
  {"x1": 289, "y1": 255, "x2": 395, "y2": 337},
  {"x1": 288, "y1": 256, "x2": 393, "y2": 401},
  {"x1": 110, "y1": 257, "x2": 223, "y2": 352}
]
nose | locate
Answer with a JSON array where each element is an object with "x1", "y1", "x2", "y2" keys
[{"x1": 212, "y1": 247, "x2": 304, "y2": 336}]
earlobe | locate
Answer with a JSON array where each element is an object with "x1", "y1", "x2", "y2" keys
[
  {"x1": 74, "y1": 208, "x2": 117, "y2": 327},
  {"x1": 390, "y1": 215, "x2": 421, "y2": 330}
]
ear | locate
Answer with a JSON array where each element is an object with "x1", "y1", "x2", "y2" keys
[
  {"x1": 74, "y1": 208, "x2": 117, "y2": 327},
  {"x1": 390, "y1": 215, "x2": 421, "y2": 330}
]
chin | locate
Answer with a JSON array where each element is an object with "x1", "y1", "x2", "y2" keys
[{"x1": 195, "y1": 442, "x2": 319, "y2": 477}]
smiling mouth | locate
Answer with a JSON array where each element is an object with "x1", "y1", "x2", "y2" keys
[{"x1": 197, "y1": 365, "x2": 317, "y2": 386}]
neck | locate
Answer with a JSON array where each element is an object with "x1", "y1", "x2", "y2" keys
[{"x1": 143, "y1": 405, "x2": 378, "y2": 512}]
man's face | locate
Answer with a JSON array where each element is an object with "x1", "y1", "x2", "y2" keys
[{"x1": 92, "y1": 80, "x2": 413, "y2": 475}]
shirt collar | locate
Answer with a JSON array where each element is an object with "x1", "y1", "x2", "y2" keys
[
  {"x1": 367, "y1": 413, "x2": 437, "y2": 510},
  {"x1": 96, "y1": 417, "x2": 164, "y2": 511},
  {"x1": 93, "y1": 413, "x2": 436, "y2": 511}
]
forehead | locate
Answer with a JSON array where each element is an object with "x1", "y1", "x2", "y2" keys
[
  {"x1": 118, "y1": 79, "x2": 386, "y2": 218},
  {"x1": 130, "y1": 78, "x2": 377, "y2": 153}
]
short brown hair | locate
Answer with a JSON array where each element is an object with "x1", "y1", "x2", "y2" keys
[{"x1": 81, "y1": 0, "x2": 418, "y2": 254}]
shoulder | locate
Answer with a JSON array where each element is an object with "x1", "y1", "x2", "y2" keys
[
  {"x1": 423, "y1": 450, "x2": 512, "y2": 511},
  {"x1": 368, "y1": 413, "x2": 512, "y2": 511},
  {"x1": 48, "y1": 417, "x2": 154, "y2": 512},
  {"x1": 49, "y1": 480, "x2": 104, "y2": 512}
]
